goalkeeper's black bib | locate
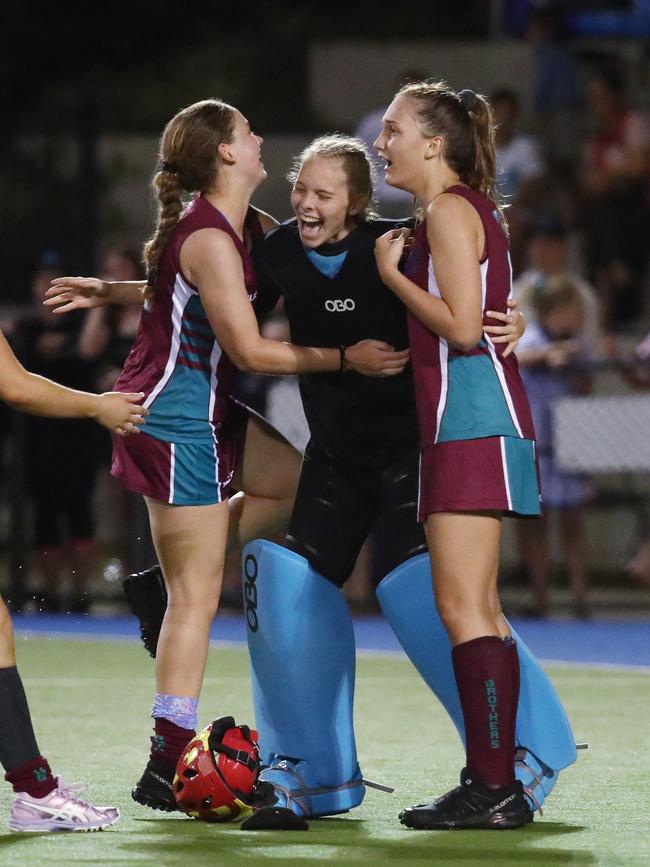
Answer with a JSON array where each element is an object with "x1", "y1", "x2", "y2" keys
[{"x1": 252, "y1": 218, "x2": 419, "y2": 468}]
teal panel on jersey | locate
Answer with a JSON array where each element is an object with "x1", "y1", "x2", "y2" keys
[
  {"x1": 143, "y1": 363, "x2": 214, "y2": 442},
  {"x1": 437, "y1": 347, "x2": 519, "y2": 443},
  {"x1": 504, "y1": 437, "x2": 541, "y2": 515},
  {"x1": 171, "y1": 441, "x2": 220, "y2": 505},
  {"x1": 143, "y1": 295, "x2": 216, "y2": 443},
  {"x1": 306, "y1": 249, "x2": 348, "y2": 279}
]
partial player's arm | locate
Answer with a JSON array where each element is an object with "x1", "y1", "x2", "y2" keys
[
  {"x1": 375, "y1": 195, "x2": 483, "y2": 351},
  {"x1": 0, "y1": 330, "x2": 147, "y2": 435},
  {"x1": 44, "y1": 277, "x2": 146, "y2": 313},
  {"x1": 184, "y1": 228, "x2": 408, "y2": 377},
  {"x1": 484, "y1": 299, "x2": 526, "y2": 357}
]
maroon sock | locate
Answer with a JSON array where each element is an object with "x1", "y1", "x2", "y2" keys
[
  {"x1": 5, "y1": 755, "x2": 57, "y2": 798},
  {"x1": 452, "y1": 635, "x2": 519, "y2": 789},
  {"x1": 150, "y1": 718, "x2": 195, "y2": 768}
]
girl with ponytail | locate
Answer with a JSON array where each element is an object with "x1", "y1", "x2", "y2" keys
[{"x1": 374, "y1": 81, "x2": 544, "y2": 829}]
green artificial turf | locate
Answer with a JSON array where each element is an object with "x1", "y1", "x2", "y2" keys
[{"x1": 0, "y1": 637, "x2": 648, "y2": 867}]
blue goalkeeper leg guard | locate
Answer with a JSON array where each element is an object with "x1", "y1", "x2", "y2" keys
[
  {"x1": 243, "y1": 540, "x2": 365, "y2": 818},
  {"x1": 376, "y1": 553, "x2": 577, "y2": 813}
]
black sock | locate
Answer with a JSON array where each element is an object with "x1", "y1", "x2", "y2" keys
[{"x1": 0, "y1": 666, "x2": 41, "y2": 772}]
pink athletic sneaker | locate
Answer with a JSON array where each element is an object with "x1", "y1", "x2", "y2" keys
[{"x1": 9, "y1": 781, "x2": 120, "y2": 832}]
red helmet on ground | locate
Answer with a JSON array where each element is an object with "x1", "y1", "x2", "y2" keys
[{"x1": 173, "y1": 716, "x2": 261, "y2": 822}]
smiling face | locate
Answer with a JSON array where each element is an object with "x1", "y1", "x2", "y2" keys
[
  {"x1": 374, "y1": 94, "x2": 436, "y2": 195},
  {"x1": 290, "y1": 156, "x2": 363, "y2": 248}
]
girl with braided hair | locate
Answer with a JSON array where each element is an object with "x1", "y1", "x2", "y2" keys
[
  {"x1": 49, "y1": 99, "x2": 405, "y2": 810},
  {"x1": 375, "y1": 81, "x2": 547, "y2": 829}
]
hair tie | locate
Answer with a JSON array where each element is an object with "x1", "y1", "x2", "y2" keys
[
  {"x1": 458, "y1": 89, "x2": 478, "y2": 113},
  {"x1": 161, "y1": 161, "x2": 180, "y2": 175}
]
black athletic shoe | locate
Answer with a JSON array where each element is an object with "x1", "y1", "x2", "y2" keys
[
  {"x1": 122, "y1": 565, "x2": 167, "y2": 658},
  {"x1": 131, "y1": 759, "x2": 178, "y2": 811},
  {"x1": 399, "y1": 769, "x2": 534, "y2": 830}
]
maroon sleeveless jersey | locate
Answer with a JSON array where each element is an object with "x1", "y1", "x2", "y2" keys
[
  {"x1": 115, "y1": 195, "x2": 258, "y2": 443},
  {"x1": 403, "y1": 184, "x2": 535, "y2": 449}
]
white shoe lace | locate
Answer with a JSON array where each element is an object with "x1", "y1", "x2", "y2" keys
[{"x1": 52, "y1": 779, "x2": 115, "y2": 816}]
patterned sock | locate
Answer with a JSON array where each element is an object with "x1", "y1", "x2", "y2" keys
[
  {"x1": 452, "y1": 635, "x2": 518, "y2": 788},
  {"x1": 0, "y1": 666, "x2": 41, "y2": 773},
  {"x1": 5, "y1": 755, "x2": 57, "y2": 798},
  {"x1": 150, "y1": 694, "x2": 198, "y2": 768}
]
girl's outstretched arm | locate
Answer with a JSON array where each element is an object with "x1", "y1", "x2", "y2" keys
[{"x1": 0, "y1": 330, "x2": 147, "y2": 435}]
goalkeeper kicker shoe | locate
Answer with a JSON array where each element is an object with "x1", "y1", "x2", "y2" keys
[
  {"x1": 131, "y1": 759, "x2": 177, "y2": 811},
  {"x1": 253, "y1": 755, "x2": 366, "y2": 818},
  {"x1": 399, "y1": 768, "x2": 533, "y2": 830},
  {"x1": 515, "y1": 747, "x2": 559, "y2": 814},
  {"x1": 122, "y1": 565, "x2": 167, "y2": 658},
  {"x1": 10, "y1": 781, "x2": 119, "y2": 832}
]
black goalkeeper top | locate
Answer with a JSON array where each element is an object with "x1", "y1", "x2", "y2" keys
[{"x1": 252, "y1": 217, "x2": 419, "y2": 467}]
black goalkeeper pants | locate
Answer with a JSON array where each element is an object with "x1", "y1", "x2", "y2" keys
[{"x1": 285, "y1": 441, "x2": 426, "y2": 588}]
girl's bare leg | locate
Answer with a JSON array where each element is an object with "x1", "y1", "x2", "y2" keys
[
  {"x1": 425, "y1": 511, "x2": 503, "y2": 646},
  {"x1": 227, "y1": 417, "x2": 301, "y2": 553},
  {"x1": 424, "y1": 511, "x2": 518, "y2": 790},
  {"x1": 146, "y1": 497, "x2": 229, "y2": 699}
]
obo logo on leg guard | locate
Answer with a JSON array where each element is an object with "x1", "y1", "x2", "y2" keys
[{"x1": 244, "y1": 554, "x2": 259, "y2": 633}]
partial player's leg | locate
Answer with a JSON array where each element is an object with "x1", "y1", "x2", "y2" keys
[
  {"x1": 123, "y1": 415, "x2": 301, "y2": 657},
  {"x1": 246, "y1": 444, "x2": 378, "y2": 819},
  {"x1": 398, "y1": 511, "x2": 532, "y2": 830},
  {"x1": 0, "y1": 596, "x2": 119, "y2": 832},
  {"x1": 228, "y1": 415, "x2": 301, "y2": 552},
  {"x1": 377, "y1": 446, "x2": 575, "y2": 817},
  {"x1": 132, "y1": 496, "x2": 229, "y2": 811},
  {"x1": 379, "y1": 551, "x2": 576, "y2": 814},
  {"x1": 244, "y1": 541, "x2": 365, "y2": 819}
]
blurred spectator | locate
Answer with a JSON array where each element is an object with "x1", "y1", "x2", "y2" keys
[
  {"x1": 78, "y1": 246, "x2": 144, "y2": 388},
  {"x1": 581, "y1": 67, "x2": 650, "y2": 329},
  {"x1": 514, "y1": 215, "x2": 601, "y2": 356},
  {"x1": 354, "y1": 69, "x2": 426, "y2": 218},
  {"x1": 516, "y1": 274, "x2": 595, "y2": 618},
  {"x1": 11, "y1": 255, "x2": 100, "y2": 613},
  {"x1": 492, "y1": 88, "x2": 543, "y2": 202}
]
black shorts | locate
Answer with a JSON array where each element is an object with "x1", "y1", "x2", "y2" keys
[{"x1": 286, "y1": 441, "x2": 426, "y2": 588}]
